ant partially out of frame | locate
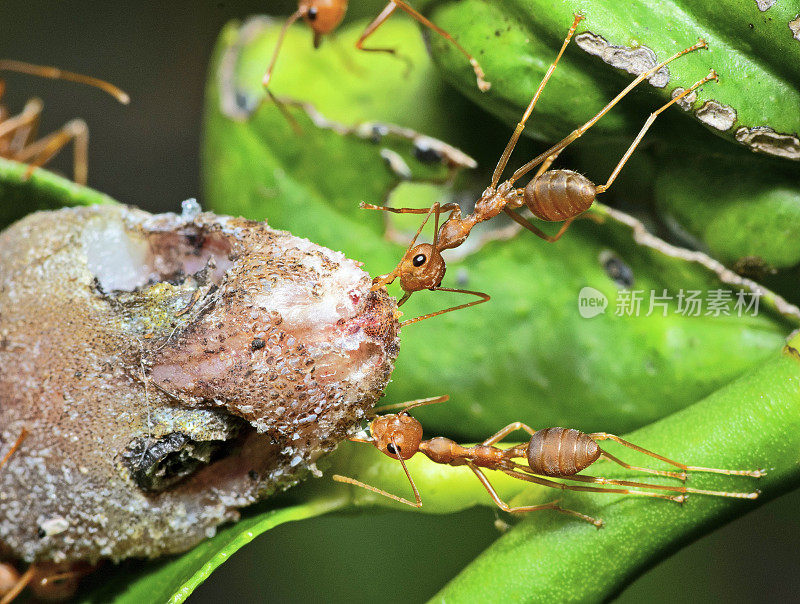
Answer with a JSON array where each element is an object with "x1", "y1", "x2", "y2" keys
[
  {"x1": 0, "y1": 429, "x2": 94, "y2": 604},
  {"x1": 363, "y1": 14, "x2": 718, "y2": 324},
  {"x1": 263, "y1": 1, "x2": 490, "y2": 94},
  {"x1": 333, "y1": 396, "x2": 762, "y2": 528},
  {"x1": 0, "y1": 60, "x2": 129, "y2": 185}
]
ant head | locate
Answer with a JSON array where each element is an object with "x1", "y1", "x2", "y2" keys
[
  {"x1": 397, "y1": 243, "x2": 446, "y2": 293},
  {"x1": 370, "y1": 413, "x2": 423, "y2": 460},
  {"x1": 299, "y1": 0, "x2": 348, "y2": 39}
]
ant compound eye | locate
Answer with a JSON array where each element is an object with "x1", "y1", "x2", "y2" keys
[
  {"x1": 412, "y1": 254, "x2": 427, "y2": 267},
  {"x1": 386, "y1": 443, "x2": 400, "y2": 455},
  {"x1": 307, "y1": 7, "x2": 318, "y2": 20}
]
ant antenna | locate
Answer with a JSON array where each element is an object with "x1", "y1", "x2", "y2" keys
[
  {"x1": 399, "y1": 287, "x2": 489, "y2": 326},
  {"x1": 262, "y1": 8, "x2": 307, "y2": 88},
  {"x1": 0, "y1": 60, "x2": 129, "y2": 104},
  {"x1": 0, "y1": 429, "x2": 29, "y2": 471},
  {"x1": 333, "y1": 436, "x2": 423, "y2": 508},
  {"x1": 373, "y1": 394, "x2": 450, "y2": 413}
]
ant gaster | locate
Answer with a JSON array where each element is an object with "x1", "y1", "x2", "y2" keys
[
  {"x1": 333, "y1": 396, "x2": 762, "y2": 527},
  {"x1": 364, "y1": 14, "x2": 718, "y2": 323},
  {"x1": 263, "y1": 1, "x2": 490, "y2": 93}
]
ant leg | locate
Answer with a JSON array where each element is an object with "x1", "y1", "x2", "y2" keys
[
  {"x1": 265, "y1": 89, "x2": 302, "y2": 134},
  {"x1": 0, "y1": 565, "x2": 33, "y2": 604},
  {"x1": 0, "y1": 60, "x2": 129, "y2": 103},
  {"x1": 595, "y1": 70, "x2": 718, "y2": 195},
  {"x1": 377, "y1": 1, "x2": 490, "y2": 91},
  {"x1": 400, "y1": 287, "x2": 490, "y2": 326},
  {"x1": 503, "y1": 467, "x2": 684, "y2": 502},
  {"x1": 0, "y1": 98, "x2": 42, "y2": 143},
  {"x1": 15, "y1": 119, "x2": 88, "y2": 185},
  {"x1": 508, "y1": 39, "x2": 710, "y2": 186},
  {"x1": 556, "y1": 473, "x2": 759, "y2": 500},
  {"x1": 467, "y1": 462, "x2": 602, "y2": 527},
  {"x1": 482, "y1": 422, "x2": 537, "y2": 446},
  {"x1": 598, "y1": 450, "x2": 686, "y2": 480},
  {"x1": 262, "y1": 8, "x2": 306, "y2": 87},
  {"x1": 590, "y1": 432, "x2": 765, "y2": 478},
  {"x1": 0, "y1": 565, "x2": 21, "y2": 602},
  {"x1": 355, "y1": 3, "x2": 399, "y2": 55},
  {"x1": 0, "y1": 429, "x2": 28, "y2": 472},
  {"x1": 333, "y1": 439, "x2": 422, "y2": 507},
  {"x1": 360, "y1": 201, "x2": 461, "y2": 216},
  {"x1": 503, "y1": 209, "x2": 575, "y2": 243},
  {"x1": 491, "y1": 13, "x2": 583, "y2": 187},
  {"x1": 27, "y1": 562, "x2": 93, "y2": 601},
  {"x1": 374, "y1": 394, "x2": 450, "y2": 413}
]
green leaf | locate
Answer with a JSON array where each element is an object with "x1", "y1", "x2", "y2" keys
[
  {"x1": 655, "y1": 145, "x2": 800, "y2": 270},
  {"x1": 78, "y1": 496, "x2": 346, "y2": 604},
  {"x1": 431, "y1": 335, "x2": 800, "y2": 602},
  {"x1": 0, "y1": 157, "x2": 116, "y2": 229},
  {"x1": 424, "y1": 0, "x2": 800, "y2": 159},
  {"x1": 203, "y1": 17, "x2": 790, "y2": 439}
]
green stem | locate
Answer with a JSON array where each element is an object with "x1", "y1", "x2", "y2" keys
[{"x1": 429, "y1": 335, "x2": 800, "y2": 602}]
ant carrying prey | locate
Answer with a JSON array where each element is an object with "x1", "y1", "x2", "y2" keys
[
  {"x1": 364, "y1": 14, "x2": 718, "y2": 323},
  {"x1": 333, "y1": 396, "x2": 762, "y2": 528},
  {"x1": 0, "y1": 60, "x2": 128, "y2": 185},
  {"x1": 263, "y1": 1, "x2": 489, "y2": 93}
]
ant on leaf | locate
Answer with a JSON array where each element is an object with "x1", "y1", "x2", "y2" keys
[
  {"x1": 363, "y1": 14, "x2": 718, "y2": 324},
  {"x1": 263, "y1": 1, "x2": 490, "y2": 94},
  {"x1": 334, "y1": 396, "x2": 762, "y2": 528}
]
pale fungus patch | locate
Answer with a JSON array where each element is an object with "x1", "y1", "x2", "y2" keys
[
  {"x1": 576, "y1": 32, "x2": 670, "y2": 88},
  {"x1": 735, "y1": 126, "x2": 800, "y2": 159},
  {"x1": 695, "y1": 100, "x2": 738, "y2": 131}
]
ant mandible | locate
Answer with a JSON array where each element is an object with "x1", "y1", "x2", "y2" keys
[
  {"x1": 363, "y1": 14, "x2": 718, "y2": 323},
  {"x1": 0, "y1": 60, "x2": 129, "y2": 185},
  {"x1": 0, "y1": 430, "x2": 95, "y2": 604},
  {"x1": 333, "y1": 396, "x2": 762, "y2": 528},
  {"x1": 263, "y1": 1, "x2": 490, "y2": 93}
]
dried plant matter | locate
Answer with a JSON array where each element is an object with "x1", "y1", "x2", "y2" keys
[{"x1": 0, "y1": 204, "x2": 399, "y2": 564}]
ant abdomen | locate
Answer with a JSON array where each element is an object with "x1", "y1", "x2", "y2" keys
[
  {"x1": 527, "y1": 428, "x2": 600, "y2": 477},
  {"x1": 523, "y1": 169, "x2": 596, "y2": 222}
]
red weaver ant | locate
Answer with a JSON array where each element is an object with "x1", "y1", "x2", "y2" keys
[
  {"x1": 333, "y1": 396, "x2": 762, "y2": 528},
  {"x1": 263, "y1": 1, "x2": 489, "y2": 94},
  {"x1": 0, "y1": 60, "x2": 129, "y2": 185},
  {"x1": 363, "y1": 14, "x2": 718, "y2": 324}
]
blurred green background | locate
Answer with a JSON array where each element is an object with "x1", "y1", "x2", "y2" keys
[{"x1": 2, "y1": 1, "x2": 798, "y2": 601}]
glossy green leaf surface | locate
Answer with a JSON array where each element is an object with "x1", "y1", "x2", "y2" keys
[
  {"x1": 432, "y1": 335, "x2": 800, "y2": 602},
  {"x1": 203, "y1": 17, "x2": 790, "y2": 440},
  {"x1": 78, "y1": 496, "x2": 346, "y2": 604},
  {"x1": 424, "y1": 0, "x2": 800, "y2": 159},
  {"x1": 655, "y1": 145, "x2": 800, "y2": 270}
]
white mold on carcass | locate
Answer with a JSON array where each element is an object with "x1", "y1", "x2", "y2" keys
[
  {"x1": 576, "y1": 32, "x2": 670, "y2": 88},
  {"x1": 0, "y1": 205, "x2": 400, "y2": 564}
]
